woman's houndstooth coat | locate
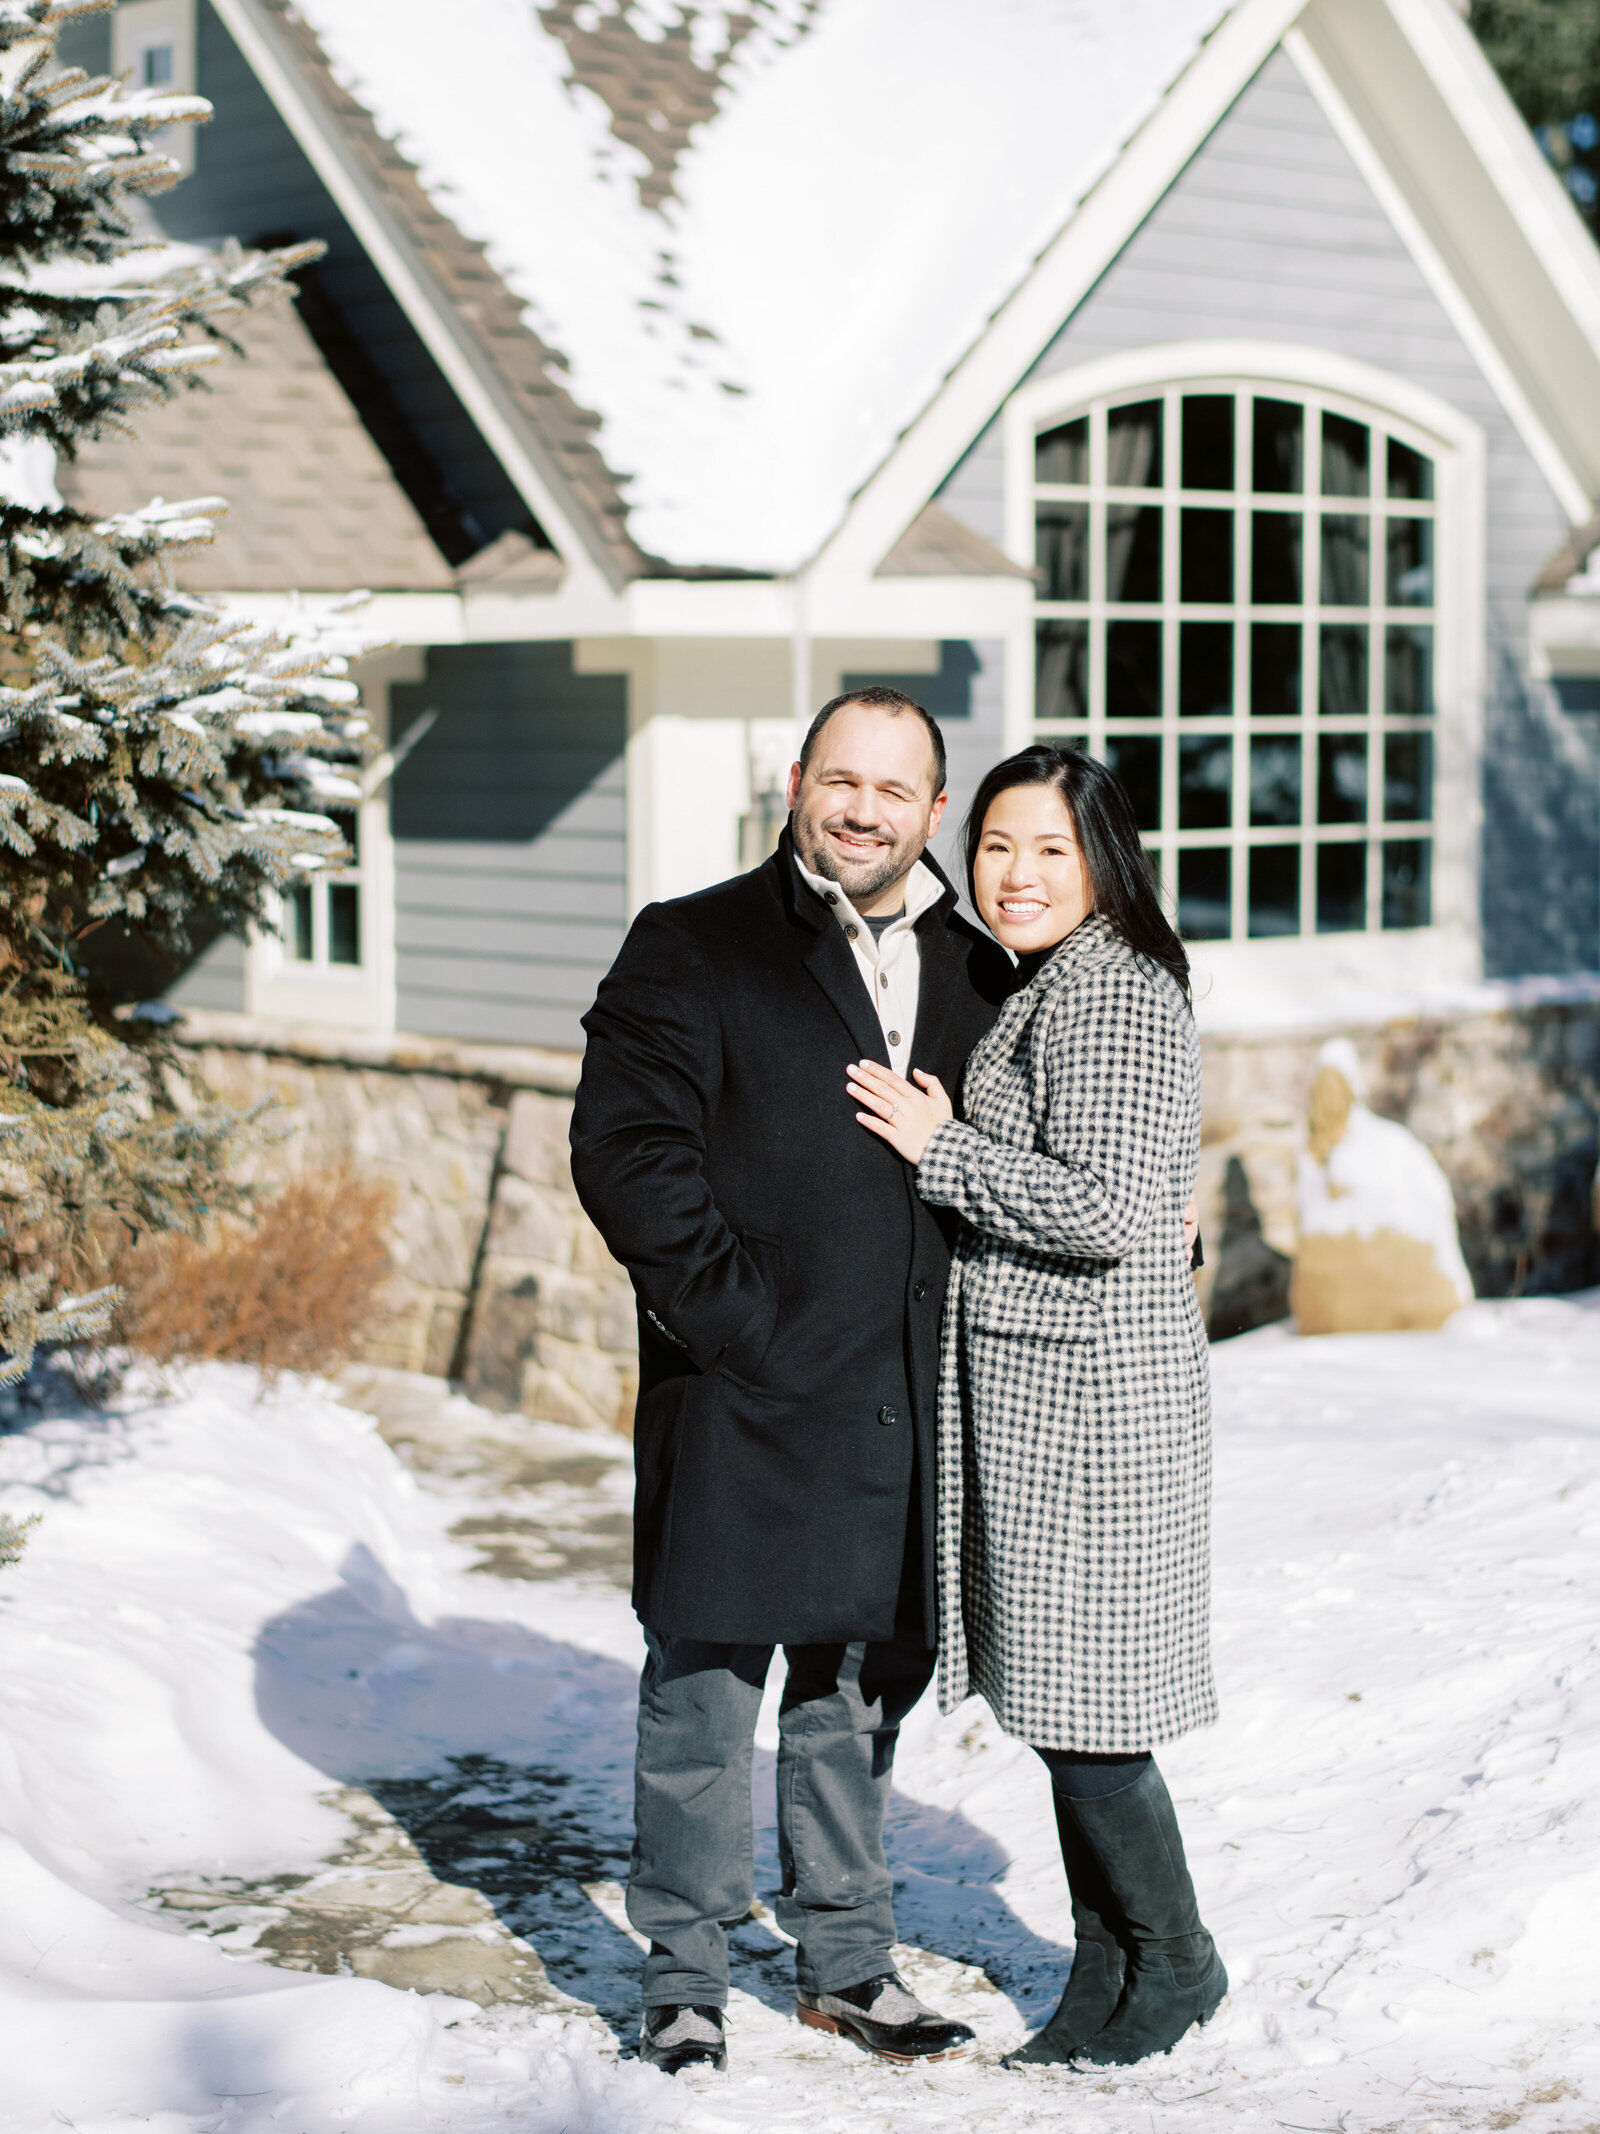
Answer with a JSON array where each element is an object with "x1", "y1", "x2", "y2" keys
[{"x1": 915, "y1": 912, "x2": 1216, "y2": 1753}]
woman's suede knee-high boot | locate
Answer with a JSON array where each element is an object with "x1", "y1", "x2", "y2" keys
[
  {"x1": 1002, "y1": 1790, "x2": 1126, "y2": 2066},
  {"x1": 1063, "y1": 1761, "x2": 1227, "y2": 2065}
]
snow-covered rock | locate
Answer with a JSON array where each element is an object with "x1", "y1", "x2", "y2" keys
[{"x1": 1294, "y1": 1038, "x2": 1473, "y2": 1334}]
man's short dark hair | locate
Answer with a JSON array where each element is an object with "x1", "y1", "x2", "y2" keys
[{"x1": 798, "y1": 685, "x2": 947, "y2": 798}]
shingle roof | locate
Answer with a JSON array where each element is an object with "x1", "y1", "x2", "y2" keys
[
  {"x1": 244, "y1": 0, "x2": 647, "y2": 582},
  {"x1": 58, "y1": 291, "x2": 453, "y2": 592},
  {"x1": 875, "y1": 503, "x2": 1036, "y2": 581},
  {"x1": 291, "y1": 0, "x2": 1235, "y2": 572}
]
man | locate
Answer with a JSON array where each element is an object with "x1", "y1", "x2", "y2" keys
[{"x1": 570, "y1": 686, "x2": 1010, "y2": 2076}]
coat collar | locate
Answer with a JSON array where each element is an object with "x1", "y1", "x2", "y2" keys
[
  {"x1": 770, "y1": 822, "x2": 961, "y2": 933},
  {"x1": 768, "y1": 824, "x2": 964, "y2": 1064},
  {"x1": 1016, "y1": 910, "x2": 1121, "y2": 993},
  {"x1": 959, "y1": 913, "x2": 1120, "y2": 1109}
]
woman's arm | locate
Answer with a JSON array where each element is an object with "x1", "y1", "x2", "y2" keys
[{"x1": 917, "y1": 964, "x2": 1191, "y2": 1261}]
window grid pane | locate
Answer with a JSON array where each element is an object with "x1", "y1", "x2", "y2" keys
[{"x1": 1030, "y1": 380, "x2": 1437, "y2": 943}]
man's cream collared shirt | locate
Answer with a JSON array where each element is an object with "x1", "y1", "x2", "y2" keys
[{"x1": 794, "y1": 853, "x2": 945, "y2": 1071}]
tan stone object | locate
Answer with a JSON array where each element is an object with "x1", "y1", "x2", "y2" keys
[{"x1": 1292, "y1": 1040, "x2": 1473, "y2": 1336}]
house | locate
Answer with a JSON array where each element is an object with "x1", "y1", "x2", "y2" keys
[{"x1": 55, "y1": 0, "x2": 1600, "y2": 1390}]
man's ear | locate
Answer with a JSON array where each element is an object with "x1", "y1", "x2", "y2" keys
[
  {"x1": 785, "y1": 761, "x2": 803, "y2": 810},
  {"x1": 927, "y1": 789, "x2": 949, "y2": 835}
]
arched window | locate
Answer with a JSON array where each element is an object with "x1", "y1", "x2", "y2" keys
[{"x1": 1029, "y1": 385, "x2": 1437, "y2": 942}]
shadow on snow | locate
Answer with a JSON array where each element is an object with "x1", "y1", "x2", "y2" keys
[{"x1": 252, "y1": 1545, "x2": 1071, "y2": 2042}]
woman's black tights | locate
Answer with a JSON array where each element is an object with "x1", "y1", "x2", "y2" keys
[{"x1": 1034, "y1": 1744, "x2": 1152, "y2": 1799}]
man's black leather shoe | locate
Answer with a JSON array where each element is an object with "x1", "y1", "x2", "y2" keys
[
  {"x1": 639, "y1": 2003, "x2": 728, "y2": 2074},
  {"x1": 796, "y1": 1972, "x2": 976, "y2": 2062}
]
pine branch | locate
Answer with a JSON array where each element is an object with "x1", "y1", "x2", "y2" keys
[{"x1": 0, "y1": 1, "x2": 380, "y2": 1382}]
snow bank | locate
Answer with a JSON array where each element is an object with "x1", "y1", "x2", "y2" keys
[
  {"x1": 0, "y1": 1370, "x2": 471, "y2": 2132},
  {"x1": 1, "y1": 1300, "x2": 1597, "y2": 2131}
]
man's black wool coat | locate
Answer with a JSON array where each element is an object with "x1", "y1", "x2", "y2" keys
[{"x1": 570, "y1": 830, "x2": 1010, "y2": 1646}]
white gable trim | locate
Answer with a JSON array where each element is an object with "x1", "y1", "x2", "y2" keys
[
  {"x1": 209, "y1": 0, "x2": 624, "y2": 602},
  {"x1": 811, "y1": 0, "x2": 1308, "y2": 585},
  {"x1": 819, "y1": 0, "x2": 1600, "y2": 589},
  {"x1": 1286, "y1": 23, "x2": 1589, "y2": 523},
  {"x1": 1000, "y1": 340, "x2": 1486, "y2": 560},
  {"x1": 1342, "y1": 0, "x2": 1600, "y2": 362}
]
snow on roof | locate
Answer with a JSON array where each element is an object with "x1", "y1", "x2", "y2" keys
[{"x1": 289, "y1": 0, "x2": 1234, "y2": 574}]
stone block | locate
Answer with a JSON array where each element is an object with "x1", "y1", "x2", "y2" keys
[
  {"x1": 595, "y1": 1285, "x2": 638, "y2": 1355},
  {"x1": 523, "y1": 1337, "x2": 638, "y2": 1436},
  {"x1": 463, "y1": 1274, "x2": 542, "y2": 1412},
  {"x1": 503, "y1": 1090, "x2": 573, "y2": 1189},
  {"x1": 572, "y1": 1209, "x2": 630, "y2": 1288},
  {"x1": 485, "y1": 1174, "x2": 571, "y2": 1265}
]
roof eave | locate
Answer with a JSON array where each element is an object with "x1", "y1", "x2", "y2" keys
[
  {"x1": 1297, "y1": 0, "x2": 1600, "y2": 525},
  {"x1": 808, "y1": 0, "x2": 1306, "y2": 586},
  {"x1": 212, "y1": 0, "x2": 641, "y2": 597},
  {"x1": 814, "y1": 0, "x2": 1600, "y2": 588}
]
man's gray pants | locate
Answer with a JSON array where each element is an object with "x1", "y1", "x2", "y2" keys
[{"x1": 627, "y1": 1629, "x2": 936, "y2": 2008}]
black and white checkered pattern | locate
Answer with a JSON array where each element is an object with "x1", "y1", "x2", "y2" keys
[{"x1": 916, "y1": 913, "x2": 1215, "y2": 1752}]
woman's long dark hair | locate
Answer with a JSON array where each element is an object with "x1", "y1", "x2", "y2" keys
[{"x1": 963, "y1": 745, "x2": 1191, "y2": 1003}]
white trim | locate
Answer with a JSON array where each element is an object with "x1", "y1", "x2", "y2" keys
[
  {"x1": 1001, "y1": 345, "x2": 1485, "y2": 971},
  {"x1": 1001, "y1": 341, "x2": 1486, "y2": 563},
  {"x1": 812, "y1": 0, "x2": 1310, "y2": 585},
  {"x1": 208, "y1": 0, "x2": 621, "y2": 599},
  {"x1": 817, "y1": 0, "x2": 1600, "y2": 597},
  {"x1": 1284, "y1": 27, "x2": 1591, "y2": 525},
  {"x1": 112, "y1": 0, "x2": 197, "y2": 176},
  {"x1": 244, "y1": 647, "x2": 419, "y2": 1031},
  {"x1": 1372, "y1": 0, "x2": 1600, "y2": 360},
  {"x1": 1530, "y1": 596, "x2": 1600, "y2": 677}
]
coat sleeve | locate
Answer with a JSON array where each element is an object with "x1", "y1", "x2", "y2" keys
[
  {"x1": 570, "y1": 906, "x2": 775, "y2": 1375},
  {"x1": 915, "y1": 962, "x2": 1188, "y2": 1261}
]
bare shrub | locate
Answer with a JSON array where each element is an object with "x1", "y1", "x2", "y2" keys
[{"x1": 116, "y1": 1167, "x2": 394, "y2": 1376}]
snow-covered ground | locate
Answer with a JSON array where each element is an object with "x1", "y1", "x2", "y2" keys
[{"x1": 1, "y1": 1297, "x2": 1597, "y2": 2133}]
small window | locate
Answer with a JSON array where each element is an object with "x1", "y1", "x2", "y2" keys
[
  {"x1": 142, "y1": 41, "x2": 175, "y2": 85},
  {"x1": 1030, "y1": 382, "x2": 1438, "y2": 942},
  {"x1": 283, "y1": 807, "x2": 365, "y2": 970}
]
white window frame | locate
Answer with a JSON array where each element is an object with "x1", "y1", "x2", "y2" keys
[
  {"x1": 1002, "y1": 342, "x2": 1487, "y2": 1008},
  {"x1": 111, "y1": 0, "x2": 198, "y2": 177},
  {"x1": 245, "y1": 649, "x2": 414, "y2": 1032}
]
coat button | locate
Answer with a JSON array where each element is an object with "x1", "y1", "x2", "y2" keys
[
  {"x1": 912, "y1": 1281, "x2": 928, "y2": 1302},
  {"x1": 877, "y1": 1403, "x2": 898, "y2": 1428}
]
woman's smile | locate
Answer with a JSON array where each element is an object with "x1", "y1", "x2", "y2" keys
[{"x1": 973, "y1": 782, "x2": 1094, "y2": 951}]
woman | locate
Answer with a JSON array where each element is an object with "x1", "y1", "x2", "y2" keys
[{"x1": 845, "y1": 744, "x2": 1224, "y2": 2069}]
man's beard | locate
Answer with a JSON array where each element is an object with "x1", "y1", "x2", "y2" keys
[{"x1": 794, "y1": 809, "x2": 920, "y2": 906}]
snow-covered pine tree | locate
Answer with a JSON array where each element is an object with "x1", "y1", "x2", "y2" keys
[{"x1": 0, "y1": 0, "x2": 373, "y2": 1385}]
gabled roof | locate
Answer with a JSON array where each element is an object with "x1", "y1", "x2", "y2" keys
[
  {"x1": 824, "y1": 0, "x2": 1600, "y2": 580},
  {"x1": 213, "y1": 0, "x2": 647, "y2": 588},
  {"x1": 60, "y1": 291, "x2": 452, "y2": 592},
  {"x1": 875, "y1": 504, "x2": 1034, "y2": 582},
  {"x1": 283, "y1": 0, "x2": 1235, "y2": 574},
  {"x1": 213, "y1": 0, "x2": 1600, "y2": 590}
]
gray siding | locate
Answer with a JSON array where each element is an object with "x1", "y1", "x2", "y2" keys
[
  {"x1": 390, "y1": 643, "x2": 626, "y2": 1049},
  {"x1": 138, "y1": 3, "x2": 534, "y2": 558},
  {"x1": 937, "y1": 45, "x2": 1593, "y2": 977},
  {"x1": 167, "y1": 932, "x2": 247, "y2": 1013}
]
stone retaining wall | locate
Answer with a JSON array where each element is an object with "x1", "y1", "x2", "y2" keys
[
  {"x1": 176, "y1": 1016, "x2": 636, "y2": 1433},
  {"x1": 177, "y1": 988, "x2": 1600, "y2": 1432},
  {"x1": 1196, "y1": 990, "x2": 1600, "y2": 1330}
]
